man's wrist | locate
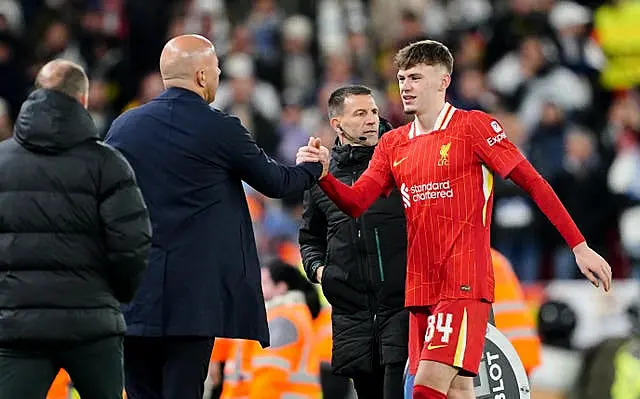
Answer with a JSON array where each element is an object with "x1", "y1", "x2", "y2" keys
[{"x1": 572, "y1": 241, "x2": 588, "y2": 253}]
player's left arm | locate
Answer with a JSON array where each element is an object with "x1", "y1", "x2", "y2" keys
[{"x1": 470, "y1": 111, "x2": 612, "y2": 292}]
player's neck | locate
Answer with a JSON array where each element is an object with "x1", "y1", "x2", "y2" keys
[{"x1": 415, "y1": 100, "x2": 446, "y2": 133}]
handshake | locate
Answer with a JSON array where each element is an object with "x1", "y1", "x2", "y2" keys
[{"x1": 296, "y1": 137, "x2": 330, "y2": 179}]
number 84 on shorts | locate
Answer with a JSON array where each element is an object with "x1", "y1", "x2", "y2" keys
[
  {"x1": 425, "y1": 312, "x2": 454, "y2": 349},
  {"x1": 409, "y1": 299, "x2": 491, "y2": 376}
]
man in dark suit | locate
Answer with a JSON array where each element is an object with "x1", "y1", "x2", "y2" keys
[{"x1": 104, "y1": 34, "x2": 323, "y2": 399}]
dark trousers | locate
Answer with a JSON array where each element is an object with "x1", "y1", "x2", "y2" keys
[
  {"x1": 0, "y1": 336, "x2": 124, "y2": 399},
  {"x1": 124, "y1": 336, "x2": 214, "y2": 399},
  {"x1": 320, "y1": 362, "x2": 353, "y2": 399},
  {"x1": 352, "y1": 361, "x2": 405, "y2": 399},
  {"x1": 351, "y1": 342, "x2": 406, "y2": 399}
]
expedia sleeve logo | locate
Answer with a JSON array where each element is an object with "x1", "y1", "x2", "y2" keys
[
  {"x1": 486, "y1": 120, "x2": 507, "y2": 147},
  {"x1": 486, "y1": 132, "x2": 507, "y2": 147}
]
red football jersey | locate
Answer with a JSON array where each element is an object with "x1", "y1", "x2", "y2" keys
[{"x1": 364, "y1": 102, "x2": 525, "y2": 306}]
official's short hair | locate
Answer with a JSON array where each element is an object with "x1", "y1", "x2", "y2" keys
[
  {"x1": 327, "y1": 85, "x2": 373, "y2": 119},
  {"x1": 394, "y1": 40, "x2": 454, "y2": 74},
  {"x1": 35, "y1": 60, "x2": 88, "y2": 98}
]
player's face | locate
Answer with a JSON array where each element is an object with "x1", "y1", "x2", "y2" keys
[
  {"x1": 335, "y1": 94, "x2": 380, "y2": 146},
  {"x1": 397, "y1": 63, "x2": 449, "y2": 115}
]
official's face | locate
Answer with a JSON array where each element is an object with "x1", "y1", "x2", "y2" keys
[{"x1": 338, "y1": 94, "x2": 380, "y2": 146}]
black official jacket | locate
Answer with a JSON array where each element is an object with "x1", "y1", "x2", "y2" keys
[{"x1": 299, "y1": 120, "x2": 409, "y2": 376}]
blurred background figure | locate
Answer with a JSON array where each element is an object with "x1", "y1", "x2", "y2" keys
[
  {"x1": 491, "y1": 248, "x2": 542, "y2": 376},
  {"x1": 529, "y1": 300, "x2": 582, "y2": 399},
  {"x1": 121, "y1": 71, "x2": 164, "y2": 113},
  {"x1": 249, "y1": 260, "x2": 322, "y2": 399},
  {"x1": 566, "y1": 300, "x2": 640, "y2": 399}
]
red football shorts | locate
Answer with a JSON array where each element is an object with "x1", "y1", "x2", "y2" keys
[{"x1": 408, "y1": 299, "x2": 491, "y2": 377}]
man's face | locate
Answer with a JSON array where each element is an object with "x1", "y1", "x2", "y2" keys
[
  {"x1": 397, "y1": 63, "x2": 449, "y2": 115},
  {"x1": 200, "y1": 50, "x2": 221, "y2": 103},
  {"x1": 333, "y1": 94, "x2": 380, "y2": 146}
]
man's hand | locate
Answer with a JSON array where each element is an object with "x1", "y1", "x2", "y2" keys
[
  {"x1": 296, "y1": 137, "x2": 329, "y2": 178},
  {"x1": 315, "y1": 266, "x2": 325, "y2": 282},
  {"x1": 573, "y1": 242, "x2": 612, "y2": 292}
]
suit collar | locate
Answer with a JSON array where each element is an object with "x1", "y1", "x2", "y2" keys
[{"x1": 158, "y1": 87, "x2": 207, "y2": 104}]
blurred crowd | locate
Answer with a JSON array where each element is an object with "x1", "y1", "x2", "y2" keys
[{"x1": 1, "y1": 0, "x2": 640, "y2": 284}]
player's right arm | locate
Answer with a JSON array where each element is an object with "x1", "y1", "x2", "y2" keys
[{"x1": 317, "y1": 135, "x2": 394, "y2": 218}]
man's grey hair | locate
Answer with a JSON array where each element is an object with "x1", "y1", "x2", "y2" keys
[
  {"x1": 35, "y1": 60, "x2": 88, "y2": 99},
  {"x1": 327, "y1": 85, "x2": 373, "y2": 119}
]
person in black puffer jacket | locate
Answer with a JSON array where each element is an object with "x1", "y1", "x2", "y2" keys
[
  {"x1": 299, "y1": 85, "x2": 408, "y2": 399},
  {"x1": 0, "y1": 59, "x2": 151, "y2": 399}
]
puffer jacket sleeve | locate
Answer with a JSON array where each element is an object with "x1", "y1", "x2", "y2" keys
[
  {"x1": 298, "y1": 188, "x2": 328, "y2": 283},
  {"x1": 98, "y1": 145, "x2": 152, "y2": 303}
]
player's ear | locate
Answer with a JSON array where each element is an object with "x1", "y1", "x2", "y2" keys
[{"x1": 440, "y1": 73, "x2": 451, "y2": 92}]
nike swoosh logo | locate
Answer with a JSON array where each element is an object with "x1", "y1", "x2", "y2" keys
[
  {"x1": 393, "y1": 157, "x2": 408, "y2": 167},
  {"x1": 427, "y1": 343, "x2": 448, "y2": 350}
]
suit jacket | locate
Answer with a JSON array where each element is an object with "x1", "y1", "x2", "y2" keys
[{"x1": 105, "y1": 87, "x2": 321, "y2": 347}]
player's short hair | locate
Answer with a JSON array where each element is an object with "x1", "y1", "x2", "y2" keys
[
  {"x1": 35, "y1": 60, "x2": 88, "y2": 99},
  {"x1": 394, "y1": 40, "x2": 454, "y2": 74},
  {"x1": 327, "y1": 85, "x2": 373, "y2": 119}
]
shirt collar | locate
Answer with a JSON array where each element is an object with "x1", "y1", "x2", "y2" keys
[{"x1": 408, "y1": 102, "x2": 456, "y2": 139}]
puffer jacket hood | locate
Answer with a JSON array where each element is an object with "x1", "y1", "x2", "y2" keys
[{"x1": 14, "y1": 88, "x2": 98, "y2": 154}]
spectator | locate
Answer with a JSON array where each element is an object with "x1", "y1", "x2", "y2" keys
[{"x1": 212, "y1": 52, "x2": 281, "y2": 156}]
